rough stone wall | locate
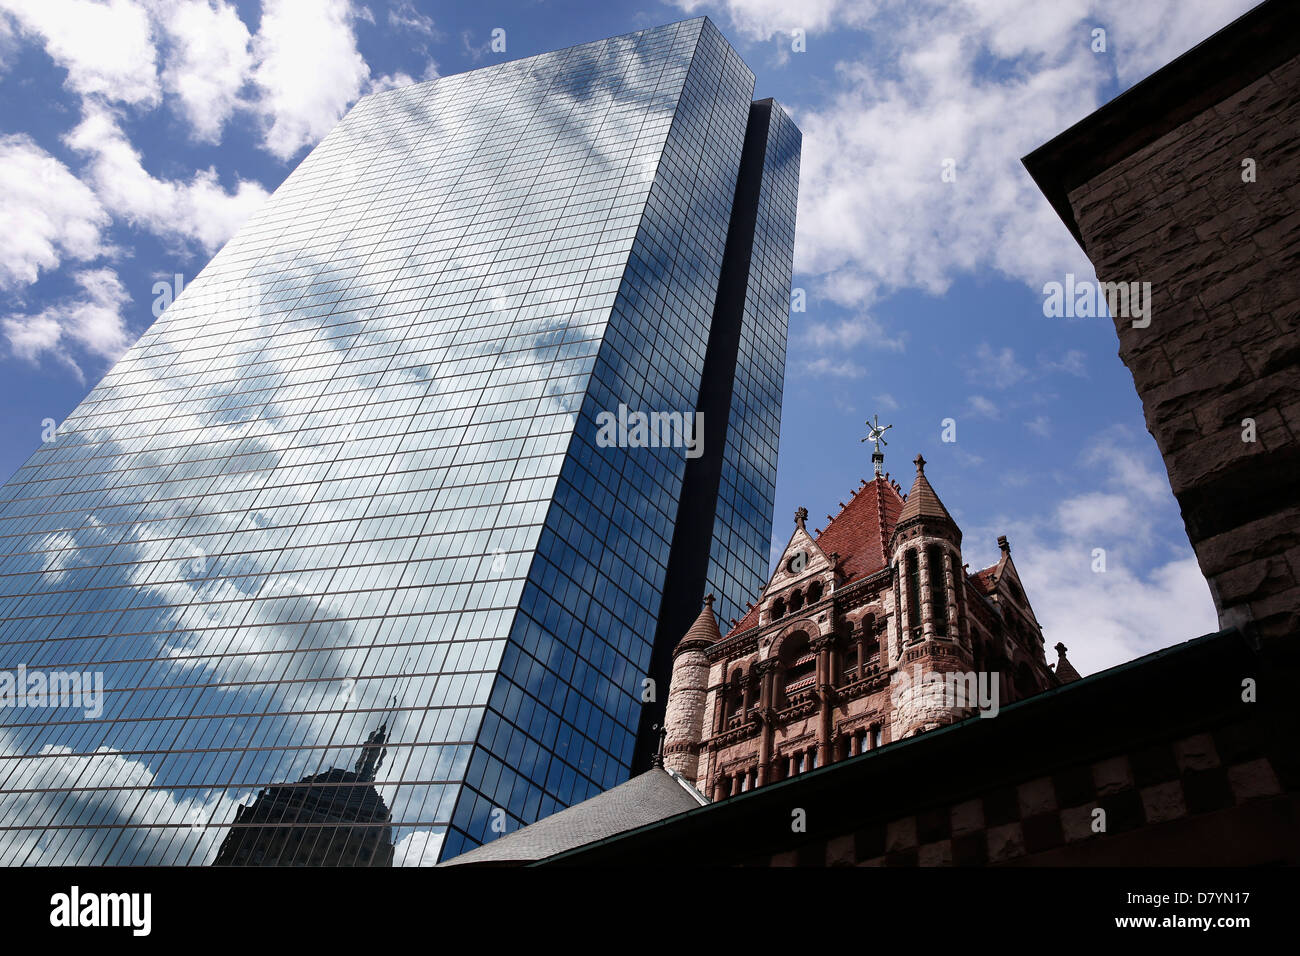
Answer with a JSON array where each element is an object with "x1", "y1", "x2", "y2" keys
[
  {"x1": 1065, "y1": 51, "x2": 1300, "y2": 640},
  {"x1": 663, "y1": 646, "x2": 710, "y2": 782},
  {"x1": 890, "y1": 642, "x2": 977, "y2": 739},
  {"x1": 771, "y1": 731, "x2": 1295, "y2": 866}
]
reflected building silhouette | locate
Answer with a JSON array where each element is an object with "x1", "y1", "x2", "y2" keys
[
  {"x1": 0, "y1": 17, "x2": 801, "y2": 865},
  {"x1": 213, "y1": 724, "x2": 395, "y2": 867}
]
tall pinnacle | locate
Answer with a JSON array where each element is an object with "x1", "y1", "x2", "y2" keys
[{"x1": 354, "y1": 724, "x2": 389, "y2": 781}]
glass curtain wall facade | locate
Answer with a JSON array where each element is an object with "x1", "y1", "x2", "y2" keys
[{"x1": 0, "y1": 18, "x2": 800, "y2": 865}]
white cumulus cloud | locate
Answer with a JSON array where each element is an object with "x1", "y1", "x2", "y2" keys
[
  {"x1": 966, "y1": 430, "x2": 1218, "y2": 675},
  {"x1": 3, "y1": 266, "x2": 132, "y2": 378},
  {"x1": 0, "y1": 0, "x2": 160, "y2": 105},
  {"x1": 0, "y1": 133, "x2": 110, "y2": 289},
  {"x1": 64, "y1": 103, "x2": 269, "y2": 252},
  {"x1": 153, "y1": 0, "x2": 254, "y2": 143},
  {"x1": 252, "y1": 0, "x2": 372, "y2": 160},
  {"x1": 395, "y1": 827, "x2": 445, "y2": 866},
  {"x1": 674, "y1": 0, "x2": 1258, "y2": 315}
]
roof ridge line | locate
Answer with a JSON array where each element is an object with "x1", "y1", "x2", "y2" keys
[{"x1": 877, "y1": 476, "x2": 891, "y2": 565}]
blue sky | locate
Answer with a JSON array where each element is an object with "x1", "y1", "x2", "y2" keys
[{"x1": 0, "y1": 0, "x2": 1261, "y2": 678}]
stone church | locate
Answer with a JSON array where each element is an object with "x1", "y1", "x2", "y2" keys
[{"x1": 662, "y1": 452, "x2": 1079, "y2": 800}]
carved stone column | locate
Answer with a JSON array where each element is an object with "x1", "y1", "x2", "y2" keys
[
  {"x1": 943, "y1": 550, "x2": 960, "y2": 640},
  {"x1": 895, "y1": 562, "x2": 910, "y2": 648},
  {"x1": 919, "y1": 546, "x2": 935, "y2": 639},
  {"x1": 954, "y1": 554, "x2": 972, "y2": 648},
  {"x1": 755, "y1": 660, "x2": 779, "y2": 786},
  {"x1": 813, "y1": 636, "x2": 835, "y2": 766},
  {"x1": 758, "y1": 660, "x2": 776, "y2": 711}
]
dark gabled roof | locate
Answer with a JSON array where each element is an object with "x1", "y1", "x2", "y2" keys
[{"x1": 438, "y1": 767, "x2": 707, "y2": 866}]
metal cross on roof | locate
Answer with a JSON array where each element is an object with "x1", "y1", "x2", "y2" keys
[
  {"x1": 861, "y1": 415, "x2": 893, "y2": 476},
  {"x1": 862, "y1": 415, "x2": 892, "y2": 453}
]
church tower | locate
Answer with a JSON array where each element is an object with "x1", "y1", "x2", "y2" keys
[
  {"x1": 887, "y1": 454, "x2": 976, "y2": 739},
  {"x1": 658, "y1": 425, "x2": 1065, "y2": 803},
  {"x1": 212, "y1": 723, "x2": 396, "y2": 866}
]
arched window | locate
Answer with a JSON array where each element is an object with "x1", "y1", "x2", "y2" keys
[
  {"x1": 771, "y1": 596, "x2": 786, "y2": 620},
  {"x1": 788, "y1": 588, "x2": 804, "y2": 612},
  {"x1": 861, "y1": 614, "x2": 879, "y2": 663},
  {"x1": 806, "y1": 580, "x2": 823, "y2": 604},
  {"x1": 725, "y1": 669, "x2": 745, "y2": 719},
  {"x1": 927, "y1": 544, "x2": 948, "y2": 631},
  {"x1": 780, "y1": 631, "x2": 816, "y2": 703},
  {"x1": 841, "y1": 642, "x2": 859, "y2": 679},
  {"x1": 905, "y1": 549, "x2": 921, "y2": 636}
]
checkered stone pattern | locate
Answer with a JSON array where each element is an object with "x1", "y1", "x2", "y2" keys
[{"x1": 768, "y1": 726, "x2": 1287, "y2": 866}]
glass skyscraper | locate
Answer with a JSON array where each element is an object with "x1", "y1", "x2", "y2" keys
[{"x1": 0, "y1": 17, "x2": 800, "y2": 864}]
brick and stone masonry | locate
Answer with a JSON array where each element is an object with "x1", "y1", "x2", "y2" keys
[
  {"x1": 1023, "y1": 0, "x2": 1300, "y2": 644},
  {"x1": 662, "y1": 454, "x2": 1067, "y2": 800}
]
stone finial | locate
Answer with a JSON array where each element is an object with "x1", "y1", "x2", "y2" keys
[
  {"x1": 650, "y1": 723, "x2": 666, "y2": 769},
  {"x1": 703, "y1": 593, "x2": 714, "y2": 608},
  {"x1": 998, "y1": 535, "x2": 1010, "y2": 556},
  {"x1": 1053, "y1": 642, "x2": 1083, "y2": 683},
  {"x1": 794, "y1": 506, "x2": 808, "y2": 529},
  {"x1": 914, "y1": 453, "x2": 926, "y2": 474}
]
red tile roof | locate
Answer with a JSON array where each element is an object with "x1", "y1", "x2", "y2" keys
[
  {"x1": 728, "y1": 601, "x2": 760, "y2": 636},
  {"x1": 722, "y1": 476, "x2": 906, "y2": 638},
  {"x1": 816, "y1": 475, "x2": 905, "y2": 585},
  {"x1": 969, "y1": 566, "x2": 998, "y2": 595}
]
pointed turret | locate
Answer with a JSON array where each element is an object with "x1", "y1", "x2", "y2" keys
[
  {"x1": 662, "y1": 596, "x2": 720, "y2": 786},
  {"x1": 888, "y1": 454, "x2": 974, "y2": 740},
  {"x1": 896, "y1": 454, "x2": 955, "y2": 528},
  {"x1": 674, "y1": 593, "x2": 721, "y2": 651}
]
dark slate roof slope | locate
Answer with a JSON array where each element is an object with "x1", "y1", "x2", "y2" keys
[{"x1": 439, "y1": 768, "x2": 707, "y2": 866}]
